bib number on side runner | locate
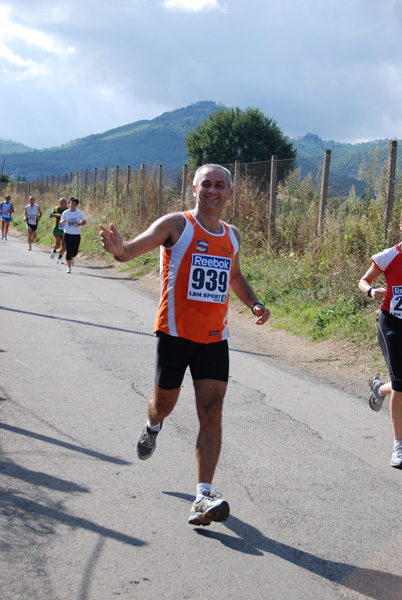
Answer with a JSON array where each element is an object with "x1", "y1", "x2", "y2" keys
[{"x1": 390, "y1": 285, "x2": 402, "y2": 319}]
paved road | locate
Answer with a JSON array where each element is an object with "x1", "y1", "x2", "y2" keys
[{"x1": 1, "y1": 233, "x2": 402, "y2": 600}]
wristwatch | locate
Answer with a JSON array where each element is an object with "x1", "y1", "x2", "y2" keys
[
  {"x1": 366, "y1": 287, "x2": 372, "y2": 297},
  {"x1": 251, "y1": 301, "x2": 265, "y2": 314}
]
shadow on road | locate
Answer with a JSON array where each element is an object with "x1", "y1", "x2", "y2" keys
[
  {"x1": 0, "y1": 490, "x2": 146, "y2": 548},
  {"x1": 0, "y1": 423, "x2": 131, "y2": 465},
  {"x1": 0, "y1": 305, "x2": 154, "y2": 338},
  {"x1": 0, "y1": 460, "x2": 90, "y2": 493},
  {"x1": 162, "y1": 491, "x2": 402, "y2": 600},
  {"x1": 0, "y1": 305, "x2": 274, "y2": 359}
]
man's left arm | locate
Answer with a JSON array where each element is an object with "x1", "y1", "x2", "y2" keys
[{"x1": 229, "y1": 226, "x2": 270, "y2": 325}]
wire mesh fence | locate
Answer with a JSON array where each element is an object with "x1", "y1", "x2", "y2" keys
[{"x1": 2, "y1": 142, "x2": 401, "y2": 242}]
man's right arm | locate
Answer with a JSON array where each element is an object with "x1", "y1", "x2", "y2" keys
[{"x1": 99, "y1": 213, "x2": 184, "y2": 262}]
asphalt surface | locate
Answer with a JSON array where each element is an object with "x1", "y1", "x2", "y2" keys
[{"x1": 1, "y1": 232, "x2": 402, "y2": 600}]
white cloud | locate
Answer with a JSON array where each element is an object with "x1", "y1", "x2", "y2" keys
[
  {"x1": 162, "y1": 0, "x2": 227, "y2": 12},
  {"x1": 1, "y1": 0, "x2": 402, "y2": 148}
]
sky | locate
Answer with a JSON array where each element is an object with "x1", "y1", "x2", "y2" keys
[{"x1": 1, "y1": 0, "x2": 402, "y2": 149}]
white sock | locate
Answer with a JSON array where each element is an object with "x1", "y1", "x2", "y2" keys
[
  {"x1": 147, "y1": 420, "x2": 161, "y2": 433},
  {"x1": 196, "y1": 483, "x2": 211, "y2": 500}
]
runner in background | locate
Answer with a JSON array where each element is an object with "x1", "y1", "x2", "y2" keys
[
  {"x1": 49, "y1": 198, "x2": 67, "y2": 263},
  {"x1": 24, "y1": 196, "x2": 42, "y2": 250},
  {"x1": 59, "y1": 198, "x2": 86, "y2": 274},
  {"x1": 1, "y1": 195, "x2": 14, "y2": 240}
]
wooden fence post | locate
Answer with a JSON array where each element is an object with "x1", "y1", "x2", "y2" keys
[
  {"x1": 103, "y1": 167, "x2": 107, "y2": 197},
  {"x1": 158, "y1": 164, "x2": 163, "y2": 216},
  {"x1": 76, "y1": 171, "x2": 79, "y2": 197},
  {"x1": 127, "y1": 166, "x2": 131, "y2": 208},
  {"x1": 140, "y1": 163, "x2": 145, "y2": 217},
  {"x1": 268, "y1": 155, "x2": 277, "y2": 243},
  {"x1": 115, "y1": 166, "x2": 119, "y2": 200},
  {"x1": 181, "y1": 164, "x2": 187, "y2": 210},
  {"x1": 93, "y1": 168, "x2": 97, "y2": 200},
  {"x1": 384, "y1": 140, "x2": 398, "y2": 240},
  {"x1": 318, "y1": 149, "x2": 331, "y2": 235},
  {"x1": 233, "y1": 160, "x2": 240, "y2": 221}
]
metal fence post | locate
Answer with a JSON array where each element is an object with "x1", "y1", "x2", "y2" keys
[
  {"x1": 268, "y1": 155, "x2": 277, "y2": 242},
  {"x1": 318, "y1": 149, "x2": 331, "y2": 236},
  {"x1": 384, "y1": 140, "x2": 398, "y2": 240}
]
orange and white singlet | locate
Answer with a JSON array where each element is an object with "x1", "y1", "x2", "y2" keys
[{"x1": 154, "y1": 210, "x2": 239, "y2": 344}]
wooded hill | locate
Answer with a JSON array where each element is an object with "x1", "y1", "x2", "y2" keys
[
  {"x1": 0, "y1": 101, "x2": 222, "y2": 180},
  {"x1": 0, "y1": 102, "x2": 398, "y2": 181}
]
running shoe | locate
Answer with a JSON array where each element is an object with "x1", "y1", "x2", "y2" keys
[
  {"x1": 137, "y1": 422, "x2": 163, "y2": 460},
  {"x1": 57, "y1": 258, "x2": 63, "y2": 264},
  {"x1": 66, "y1": 266, "x2": 72, "y2": 273},
  {"x1": 369, "y1": 375, "x2": 384, "y2": 412},
  {"x1": 50, "y1": 249, "x2": 55, "y2": 259},
  {"x1": 188, "y1": 490, "x2": 230, "y2": 526},
  {"x1": 390, "y1": 443, "x2": 402, "y2": 468}
]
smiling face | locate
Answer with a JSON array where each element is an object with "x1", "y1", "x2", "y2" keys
[{"x1": 192, "y1": 166, "x2": 233, "y2": 216}]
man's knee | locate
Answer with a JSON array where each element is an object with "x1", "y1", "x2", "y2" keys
[{"x1": 196, "y1": 392, "x2": 225, "y2": 427}]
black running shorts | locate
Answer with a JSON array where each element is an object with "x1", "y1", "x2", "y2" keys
[
  {"x1": 378, "y1": 309, "x2": 402, "y2": 392},
  {"x1": 155, "y1": 331, "x2": 229, "y2": 390}
]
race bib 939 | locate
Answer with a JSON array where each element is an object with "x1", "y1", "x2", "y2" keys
[{"x1": 187, "y1": 254, "x2": 231, "y2": 304}]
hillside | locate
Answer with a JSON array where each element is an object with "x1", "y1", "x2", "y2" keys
[
  {"x1": 0, "y1": 139, "x2": 34, "y2": 155},
  {"x1": 292, "y1": 132, "x2": 394, "y2": 158},
  {"x1": 1, "y1": 103, "x2": 398, "y2": 181},
  {"x1": 0, "y1": 101, "x2": 223, "y2": 181}
]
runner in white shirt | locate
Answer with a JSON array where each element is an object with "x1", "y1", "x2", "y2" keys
[
  {"x1": 24, "y1": 196, "x2": 42, "y2": 250},
  {"x1": 59, "y1": 197, "x2": 86, "y2": 273}
]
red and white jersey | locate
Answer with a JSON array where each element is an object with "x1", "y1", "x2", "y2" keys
[
  {"x1": 154, "y1": 210, "x2": 239, "y2": 343},
  {"x1": 372, "y1": 244, "x2": 402, "y2": 318}
]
